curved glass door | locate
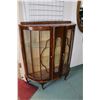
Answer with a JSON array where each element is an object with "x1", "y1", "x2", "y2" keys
[
  {"x1": 39, "y1": 31, "x2": 50, "y2": 80},
  {"x1": 23, "y1": 29, "x2": 50, "y2": 81},
  {"x1": 63, "y1": 29, "x2": 72, "y2": 74},
  {"x1": 23, "y1": 30, "x2": 33, "y2": 76}
]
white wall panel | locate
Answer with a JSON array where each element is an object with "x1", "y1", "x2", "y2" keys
[{"x1": 21, "y1": 0, "x2": 64, "y2": 21}]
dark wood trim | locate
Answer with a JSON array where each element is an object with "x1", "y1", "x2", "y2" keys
[
  {"x1": 50, "y1": 27, "x2": 54, "y2": 80},
  {"x1": 77, "y1": 1, "x2": 83, "y2": 32},
  {"x1": 19, "y1": 25, "x2": 53, "y2": 31},
  {"x1": 39, "y1": 31, "x2": 43, "y2": 80},
  {"x1": 21, "y1": 21, "x2": 71, "y2": 25}
]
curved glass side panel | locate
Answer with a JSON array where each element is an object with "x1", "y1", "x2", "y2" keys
[
  {"x1": 23, "y1": 30, "x2": 33, "y2": 75},
  {"x1": 63, "y1": 29, "x2": 72, "y2": 74}
]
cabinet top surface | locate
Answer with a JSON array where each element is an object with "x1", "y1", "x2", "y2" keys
[
  {"x1": 21, "y1": 23, "x2": 75, "y2": 27},
  {"x1": 19, "y1": 21, "x2": 76, "y2": 27}
]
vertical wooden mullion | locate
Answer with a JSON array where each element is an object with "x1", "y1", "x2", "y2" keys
[
  {"x1": 39, "y1": 31, "x2": 42, "y2": 80},
  {"x1": 50, "y1": 27, "x2": 54, "y2": 79},
  {"x1": 53, "y1": 27, "x2": 55, "y2": 78},
  {"x1": 30, "y1": 30, "x2": 34, "y2": 77}
]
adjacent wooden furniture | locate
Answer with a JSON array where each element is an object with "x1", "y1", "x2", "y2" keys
[
  {"x1": 77, "y1": 1, "x2": 83, "y2": 32},
  {"x1": 19, "y1": 21, "x2": 76, "y2": 89}
]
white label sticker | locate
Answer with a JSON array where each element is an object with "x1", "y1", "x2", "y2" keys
[{"x1": 29, "y1": 27, "x2": 32, "y2": 30}]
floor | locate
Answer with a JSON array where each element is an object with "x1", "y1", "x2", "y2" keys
[
  {"x1": 29, "y1": 64, "x2": 83, "y2": 100},
  {"x1": 18, "y1": 79, "x2": 38, "y2": 100}
]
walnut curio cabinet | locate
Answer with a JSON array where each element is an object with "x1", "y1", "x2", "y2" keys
[{"x1": 19, "y1": 21, "x2": 76, "y2": 89}]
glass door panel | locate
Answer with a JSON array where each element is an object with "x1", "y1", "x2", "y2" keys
[
  {"x1": 40, "y1": 31, "x2": 50, "y2": 80},
  {"x1": 23, "y1": 30, "x2": 33, "y2": 75},
  {"x1": 23, "y1": 29, "x2": 50, "y2": 80},
  {"x1": 31, "y1": 31, "x2": 40, "y2": 79},
  {"x1": 54, "y1": 37, "x2": 61, "y2": 77}
]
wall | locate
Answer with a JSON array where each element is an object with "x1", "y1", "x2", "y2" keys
[
  {"x1": 63, "y1": 1, "x2": 83, "y2": 67},
  {"x1": 17, "y1": 1, "x2": 26, "y2": 80}
]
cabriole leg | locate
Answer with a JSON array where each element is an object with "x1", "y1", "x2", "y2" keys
[
  {"x1": 64, "y1": 68, "x2": 70, "y2": 80},
  {"x1": 64, "y1": 75, "x2": 67, "y2": 80},
  {"x1": 25, "y1": 76, "x2": 30, "y2": 83},
  {"x1": 41, "y1": 83, "x2": 45, "y2": 89}
]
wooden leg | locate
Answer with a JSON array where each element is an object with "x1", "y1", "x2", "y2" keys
[
  {"x1": 25, "y1": 76, "x2": 30, "y2": 83},
  {"x1": 64, "y1": 75, "x2": 67, "y2": 80},
  {"x1": 41, "y1": 83, "x2": 45, "y2": 89},
  {"x1": 64, "y1": 68, "x2": 70, "y2": 80}
]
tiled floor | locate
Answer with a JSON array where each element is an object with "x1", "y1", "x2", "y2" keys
[{"x1": 30, "y1": 64, "x2": 83, "y2": 100}]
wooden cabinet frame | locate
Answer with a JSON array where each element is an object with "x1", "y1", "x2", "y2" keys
[{"x1": 19, "y1": 21, "x2": 76, "y2": 89}]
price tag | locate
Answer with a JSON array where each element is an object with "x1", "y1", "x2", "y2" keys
[{"x1": 29, "y1": 27, "x2": 32, "y2": 30}]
